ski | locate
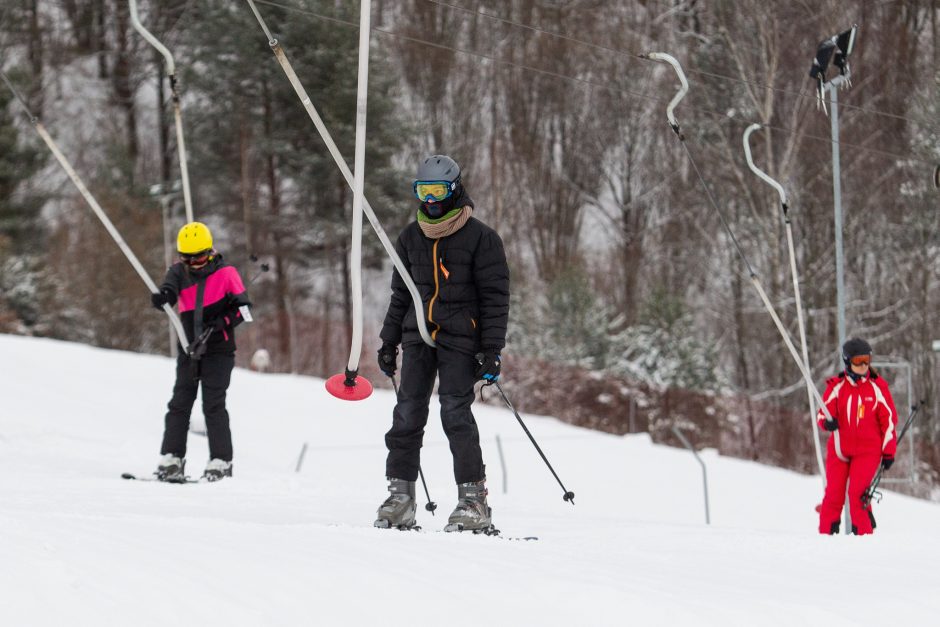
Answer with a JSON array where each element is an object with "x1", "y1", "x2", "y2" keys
[
  {"x1": 120, "y1": 472, "x2": 202, "y2": 484},
  {"x1": 374, "y1": 522, "x2": 537, "y2": 541},
  {"x1": 443, "y1": 522, "x2": 537, "y2": 541},
  {"x1": 442, "y1": 526, "x2": 538, "y2": 541}
]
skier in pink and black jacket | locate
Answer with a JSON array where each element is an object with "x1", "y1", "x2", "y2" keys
[{"x1": 149, "y1": 222, "x2": 251, "y2": 482}]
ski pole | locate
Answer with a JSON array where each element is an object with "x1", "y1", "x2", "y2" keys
[
  {"x1": 0, "y1": 70, "x2": 192, "y2": 352},
  {"x1": 861, "y1": 400, "x2": 924, "y2": 506},
  {"x1": 418, "y1": 467, "x2": 437, "y2": 515},
  {"x1": 390, "y1": 374, "x2": 437, "y2": 514},
  {"x1": 476, "y1": 355, "x2": 575, "y2": 504}
]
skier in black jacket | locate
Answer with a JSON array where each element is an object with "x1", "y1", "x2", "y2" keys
[
  {"x1": 374, "y1": 155, "x2": 510, "y2": 532},
  {"x1": 149, "y1": 222, "x2": 252, "y2": 482}
]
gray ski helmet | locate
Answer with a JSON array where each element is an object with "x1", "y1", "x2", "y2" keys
[
  {"x1": 416, "y1": 155, "x2": 461, "y2": 184},
  {"x1": 842, "y1": 337, "x2": 872, "y2": 363}
]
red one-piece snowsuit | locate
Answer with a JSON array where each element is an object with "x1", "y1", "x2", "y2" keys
[{"x1": 817, "y1": 371, "x2": 897, "y2": 535}]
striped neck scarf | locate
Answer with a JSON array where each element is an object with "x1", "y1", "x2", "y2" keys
[{"x1": 417, "y1": 205, "x2": 473, "y2": 239}]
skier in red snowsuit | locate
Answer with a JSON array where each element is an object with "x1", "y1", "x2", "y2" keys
[{"x1": 817, "y1": 338, "x2": 898, "y2": 535}]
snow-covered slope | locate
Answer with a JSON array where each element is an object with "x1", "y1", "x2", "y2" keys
[{"x1": 1, "y1": 334, "x2": 938, "y2": 626}]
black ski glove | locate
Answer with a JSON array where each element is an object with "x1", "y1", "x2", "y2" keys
[
  {"x1": 150, "y1": 288, "x2": 177, "y2": 310},
  {"x1": 377, "y1": 342, "x2": 398, "y2": 377},
  {"x1": 823, "y1": 418, "x2": 839, "y2": 432},
  {"x1": 881, "y1": 456, "x2": 894, "y2": 471},
  {"x1": 475, "y1": 350, "x2": 501, "y2": 382}
]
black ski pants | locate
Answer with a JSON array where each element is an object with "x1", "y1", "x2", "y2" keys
[
  {"x1": 161, "y1": 351, "x2": 235, "y2": 462},
  {"x1": 385, "y1": 343, "x2": 484, "y2": 484}
]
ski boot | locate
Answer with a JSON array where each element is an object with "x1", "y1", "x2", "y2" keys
[
  {"x1": 203, "y1": 458, "x2": 233, "y2": 482},
  {"x1": 444, "y1": 478, "x2": 494, "y2": 534},
  {"x1": 156, "y1": 454, "x2": 186, "y2": 483},
  {"x1": 374, "y1": 478, "x2": 417, "y2": 530}
]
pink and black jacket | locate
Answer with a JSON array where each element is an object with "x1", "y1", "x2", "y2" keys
[{"x1": 160, "y1": 254, "x2": 251, "y2": 355}]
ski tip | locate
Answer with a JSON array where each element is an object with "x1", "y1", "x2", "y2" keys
[
  {"x1": 121, "y1": 472, "x2": 137, "y2": 480},
  {"x1": 325, "y1": 373, "x2": 373, "y2": 401}
]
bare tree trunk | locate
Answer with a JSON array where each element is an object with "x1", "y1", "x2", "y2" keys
[
  {"x1": 95, "y1": 0, "x2": 108, "y2": 79},
  {"x1": 157, "y1": 56, "x2": 171, "y2": 187},
  {"x1": 933, "y1": 0, "x2": 938, "y2": 68},
  {"x1": 732, "y1": 270, "x2": 759, "y2": 461},
  {"x1": 263, "y1": 79, "x2": 292, "y2": 371},
  {"x1": 112, "y1": 0, "x2": 138, "y2": 168},
  {"x1": 273, "y1": 249, "x2": 292, "y2": 372},
  {"x1": 489, "y1": 65, "x2": 502, "y2": 231},
  {"x1": 26, "y1": 0, "x2": 44, "y2": 117},
  {"x1": 239, "y1": 110, "x2": 254, "y2": 256}
]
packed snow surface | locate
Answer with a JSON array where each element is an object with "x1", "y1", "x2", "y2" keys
[{"x1": 2, "y1": 334, "x2": 939, "y2": 626}]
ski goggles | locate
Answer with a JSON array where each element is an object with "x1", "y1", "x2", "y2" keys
[
  {"x1": 180, "y1": 250, "x2": 211, "y2": 266},
  {"x1": 414, "y1": 180, "x2": 456, "y2": 203},
  {"x1": 848, "y1": 354, "x2": 871, "y2": 366}
]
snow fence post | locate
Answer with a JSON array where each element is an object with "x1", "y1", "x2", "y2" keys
[
  {"x1": 670, "y1": 425, "x2": 710, "y2": 525},
  {"x1": 295, "y1": 442, "x2": 308, "y2": 473}
]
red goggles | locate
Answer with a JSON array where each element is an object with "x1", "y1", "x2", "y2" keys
[
  {"x1": 180, "y1": 250, "x2": 210, "y2": 266},
  {"x1": 848, "y1": 354, "x2": 871, "y2": 366}
]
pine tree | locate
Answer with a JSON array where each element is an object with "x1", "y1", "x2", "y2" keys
[
  {"x1": 0, "y1": 77, "x2": 47, "y2": 331},
  {"x1": 174, "y1": 0, "x2": 410, "y2": 371}
]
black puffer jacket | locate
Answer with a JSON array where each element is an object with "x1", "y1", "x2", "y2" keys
[
  {"x1": 380, "y1": 216, "x2": 510, "y2": 355},
  {"x1": 160, "y1": 254, "x2": 251, "y2": 355}
]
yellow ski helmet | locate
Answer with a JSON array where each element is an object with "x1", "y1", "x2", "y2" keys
[{"x1": 177, "y1": 222, "x2": 213, "y2": 255}]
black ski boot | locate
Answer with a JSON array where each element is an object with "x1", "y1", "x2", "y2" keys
[
  {"x1": 444, "y1": 479, "x2": 493, "y2": 533},
  {"x1": 374, "y1": 478, "x2": 417, "y2": 530},
  {"x1": 156, "y1": 454, "x2": 186, "y2": 483}
]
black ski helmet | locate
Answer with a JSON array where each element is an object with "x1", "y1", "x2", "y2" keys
[
  {"x1": 842, "y1": 337, "x2": 872, "y2": 365},
  {"x1": 416, "y1": 154, "x2": 461, "y2": 185}
]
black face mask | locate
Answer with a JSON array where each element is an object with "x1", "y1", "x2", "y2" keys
[
  {"x1": 420, "y1": 195, "x2": 456, "y2": 219},
  {"x1": 418, "y1": 184, "x2": 473, "y2": 219}
]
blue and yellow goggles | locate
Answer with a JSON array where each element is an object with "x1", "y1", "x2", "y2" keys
[{"x1": 414, "y1": 180, "x2": 456, "y2": 203}]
